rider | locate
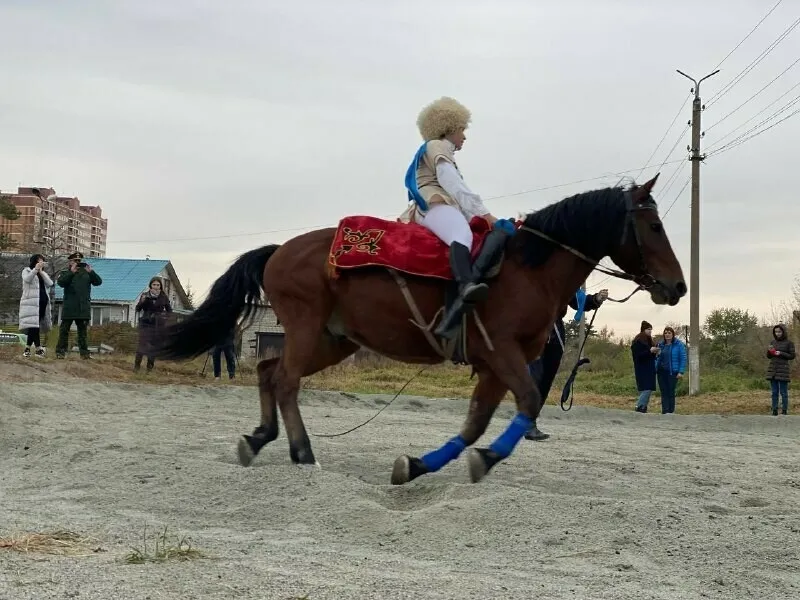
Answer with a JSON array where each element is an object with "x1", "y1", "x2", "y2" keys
[
  {"x1": 525, "y1": 286, "x2": 609, "y2": 441},
  {"x1": 401, "y1": 96, "x2": 515, "y2": 339}
]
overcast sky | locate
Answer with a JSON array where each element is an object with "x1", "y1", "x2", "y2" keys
[{"x1": 2, "y1": 0, "x2": 798, "y2": 337}]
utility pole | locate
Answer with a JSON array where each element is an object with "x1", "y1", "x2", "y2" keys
[{"x1": 676, "y1": 68, "x2": 719, "y2": 396}]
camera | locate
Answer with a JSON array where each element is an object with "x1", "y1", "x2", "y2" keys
[{"x1": 77, "y1": 262, "x2": 87, "y2": 268}]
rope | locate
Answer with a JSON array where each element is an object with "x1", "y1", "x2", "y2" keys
[{"x1": 310, "y1": 366, "x2": 430, "y2": 438}]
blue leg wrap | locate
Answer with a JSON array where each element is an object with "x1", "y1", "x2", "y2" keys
[
  {"x1": 420, "y1": 435, "x2": 468, "y2": 472},
  {"x1": 489, "y1": 413, "x2": 533, "y2": 458}
]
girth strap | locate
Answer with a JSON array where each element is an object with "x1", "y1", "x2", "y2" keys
[{"x1": 387, "y1": 269, "x2": 494, "y2": 364}]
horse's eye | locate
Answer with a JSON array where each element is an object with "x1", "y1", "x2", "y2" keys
[{"x1": 650, "y1": 222, "x2": 663, "y2": 234}]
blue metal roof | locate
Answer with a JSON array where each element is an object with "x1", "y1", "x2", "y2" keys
[{"x1": 53, "y1": 258, "x2": 170, "y2": 302}]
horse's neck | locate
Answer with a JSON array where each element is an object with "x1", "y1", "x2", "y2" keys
[
  {"x1": 507, "y1": 250, "x2": 596, "y2": 325},
  {"x1": 546, "y1": 251, "x2": 596, "y2": 307}
]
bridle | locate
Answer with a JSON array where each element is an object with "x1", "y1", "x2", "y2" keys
[{"x1": 517, "y1": 189, "x2": 659, "y2": 296}]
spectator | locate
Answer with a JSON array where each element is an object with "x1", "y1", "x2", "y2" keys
[
  {"x1": 133, "y1": 277, "x2": 173, "y2": 372},
  {"x1": 632, "y1": 320, "x2": 659, "y2": 413},
  {"x1": 654, "y1": 326, "x2": 687, "y2": 414},
  {"x1": 18, "y1": 254, "x2": 54, "y2": 358},
  {"x1": 55, "y1": 252, "x2": 102, "y2": 359},
  {"x1": 213, "y1": 328, "x2": 237, "y2": 381},
  {"x1": 766, "y1": 323, "x2": 795, "y2": 416}
]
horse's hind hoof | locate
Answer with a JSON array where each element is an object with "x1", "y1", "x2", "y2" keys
[
  {"x1": 237, "y1": 436, "x2": 256, "y2": 467},
  {"x1": 466, "y1": 447, "x2": 502, "y2": 483},
  {"x1": 296, "y1": 461, "x2": 322, "y2": 471},
  {"x1": 391, "y1": 455, "x2": 429, "y2": 485}
]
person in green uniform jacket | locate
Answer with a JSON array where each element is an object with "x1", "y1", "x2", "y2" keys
[{"x1": 55, "y1": 251, "x2": 103, "y2": 359}]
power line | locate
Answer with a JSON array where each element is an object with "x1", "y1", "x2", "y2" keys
[
  {"x1": 707, "y1": 105, "x2": 800, "y2": 157},
  {"x1": 100, "y1": 158, "x2": 685, "y2": 245},
  {"x1": 712, "y1": 0, "x2": 785, "y2": 71},
  {"x1": 636, "y1": 93, "x2": 692, "y2": 180},
  {"x1": 704, "y1": 79, "x2": 800, "y2": 149},
  {"x1": 661, "y1": 176, "x2": 692, "y2": 219},
  {"x1": 588, "y1": 2, "x2": 787, "y2": 296},
  {"x1": 655, "y1": 161, "x2": 688, "y2": 205},
  {"x1": 707, "y1": 16, "x2": 800, "y2": 108},
  {"x1": 654, "y1": 123, "x2": 690, "y2": 174},
  {"x1": 705, "y1": 56, "x2": 800, "y2": 133},
  {"x1": 707, "y1": 93, "x2": 800, "y2": 155}
]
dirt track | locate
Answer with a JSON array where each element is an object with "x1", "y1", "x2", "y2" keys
[{"x1": 1, "y1": 378, "x2": 799, "y2": 599}]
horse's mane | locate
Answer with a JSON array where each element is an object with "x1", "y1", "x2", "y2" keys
[{"x1": 510, "y1": 185, "x2": 631, "y2": 269}]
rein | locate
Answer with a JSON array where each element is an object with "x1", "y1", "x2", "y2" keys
[
  {"x1": 516, "y1": 189, "x2": 659, "y2": 289},
  {"x1": 517, "y1": 225, "x2": 637, "y2": 284}
]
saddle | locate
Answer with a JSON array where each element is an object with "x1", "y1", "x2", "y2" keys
[{"x1": 327, "y1": 215, "x2": 507, "y2": 364}]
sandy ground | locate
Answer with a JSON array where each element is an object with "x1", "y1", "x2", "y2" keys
[{"x1": 1, "y1": 376, "x2": 799, "y2": 600}]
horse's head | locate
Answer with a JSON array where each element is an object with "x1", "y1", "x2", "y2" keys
[{"x1": 609, "y1": 174, "x2": 686, "y2": 306}]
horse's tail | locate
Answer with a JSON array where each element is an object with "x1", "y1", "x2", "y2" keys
[{"x1": 155, "y1": 244, "x2": 280, "y2": 361}]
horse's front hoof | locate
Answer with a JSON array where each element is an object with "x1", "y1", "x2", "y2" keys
[
  {"x1": 390, "y1": 455, "x2": 429, "y2": 485},
  {"x1": 466, "y1": 447, "x2": 502, "y2": 483},
  {"x1": 237, "y1": 436, "x2": 256, "y2": 467}
]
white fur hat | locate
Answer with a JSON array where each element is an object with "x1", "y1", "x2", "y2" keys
[{"x1": 416, "y1": 97, "x2": 472, "y2": 141}]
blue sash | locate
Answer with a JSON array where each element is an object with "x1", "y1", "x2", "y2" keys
[
  {"x1": 572, "y1": 287, "x2": 587, "y2": 322},
  {"x1": 404, "y1": 142, "x2": 429, "y2": 212}
]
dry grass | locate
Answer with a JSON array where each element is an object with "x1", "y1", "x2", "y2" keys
[
  {"x1": 123, "y1": 524, "x2": 205, "y2": 564},
  {"x1": 0, "y1": 345, "x2": 776, "y2": 415},
  {"x1": 0, "y1": 530, "x2": 99, "y2": 557}
]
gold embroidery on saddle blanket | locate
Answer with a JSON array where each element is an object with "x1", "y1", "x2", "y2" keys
[{"x1": 332, "y1": 227, "x2": 386, "y2": 259}]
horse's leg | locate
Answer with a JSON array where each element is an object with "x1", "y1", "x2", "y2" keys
[
  {"x1": 391, "y1": 369, "x2": 508, "y2": 485},
  {"x1": 236, "y1": 357, "x2": 280, "y2": 466},
  {"x1": 466, "y1": 347, "x2": 542, "y2": 483},
  {"x1": 237, "y1": 335, "x2": 359, "y2": 467}
]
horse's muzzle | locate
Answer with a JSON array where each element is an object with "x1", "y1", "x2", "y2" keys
[{"x1": 649, "y1": 279, "x2": 687, "y2": 306}]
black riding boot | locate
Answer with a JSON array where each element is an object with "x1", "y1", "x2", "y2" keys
[
  {"x1": 524, "y1": 419, "x2": 550, "y2": 441},
  {"x1": 434, "y1": 230, "x2": 508, "y2": 339}
]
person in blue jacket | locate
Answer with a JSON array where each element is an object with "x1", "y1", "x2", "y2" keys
[
  {"x1": 525, "y1": 286, "x2": 608, "y2": 441},
  {"x1": 654, "y1": 326, "x2": 687, "y2": 414}
]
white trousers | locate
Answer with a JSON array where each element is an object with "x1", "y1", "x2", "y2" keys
[{"x1": 415, "y1": 204, "x2": 474, "y2": 248}]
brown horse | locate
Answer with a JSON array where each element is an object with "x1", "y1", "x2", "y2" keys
[{"x1": 155, "y1": 174, "x2": 685, "y2": 484}]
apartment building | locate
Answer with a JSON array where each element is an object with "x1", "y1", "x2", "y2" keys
[{"x1": 0, "y1": 186, "x2": 108, "y2": 257}]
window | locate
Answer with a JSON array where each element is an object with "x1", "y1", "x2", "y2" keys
[{"x1": 91, "y1": 306, "x2": 112, "y2": 325}]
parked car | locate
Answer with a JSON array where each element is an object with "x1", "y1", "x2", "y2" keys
[{"x1": 0, "y1": 329, "x2": 27, "y2": 347}]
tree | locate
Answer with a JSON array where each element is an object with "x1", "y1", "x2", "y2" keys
[
  {"x1": 703, "y1": 307, "x2": 758, "y2": 351},
  {"x1": 564, "y1": 319, "x2": 596, "y2": 343},
  {"x1": 596, "y1": 324, "x2": 615, "y2": 342},
  {"x1": 0, "y1": 194, "x2": 20, "y2": 251},
  {"x1": 184, "y1": 281, "x2": 195, "y2": 309}
]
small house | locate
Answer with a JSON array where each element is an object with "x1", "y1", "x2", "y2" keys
[{"x1": 239, "y1": 301, "x2": 284, "y2": 361}]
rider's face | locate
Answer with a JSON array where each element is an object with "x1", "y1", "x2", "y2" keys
[{"x1": 446, "y1": 128, "x2": 466, "y2": 151}]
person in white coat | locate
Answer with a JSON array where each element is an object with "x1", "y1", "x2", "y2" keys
[{"x1": 19, "y1": 254, "x2": 54, "y2": 358}]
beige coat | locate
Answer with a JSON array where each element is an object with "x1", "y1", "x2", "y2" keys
[{"x1": 399, "y1": 139, "x2": 461, "y2": 223}]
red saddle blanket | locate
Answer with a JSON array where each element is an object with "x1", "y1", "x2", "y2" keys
[{"x1": 328, "y1": 215, "x2": 494, "y2": 280}]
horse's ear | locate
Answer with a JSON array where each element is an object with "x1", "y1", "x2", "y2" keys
[{"x1": 640, "y1": 173, "x2": 660, "y2": 196}]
